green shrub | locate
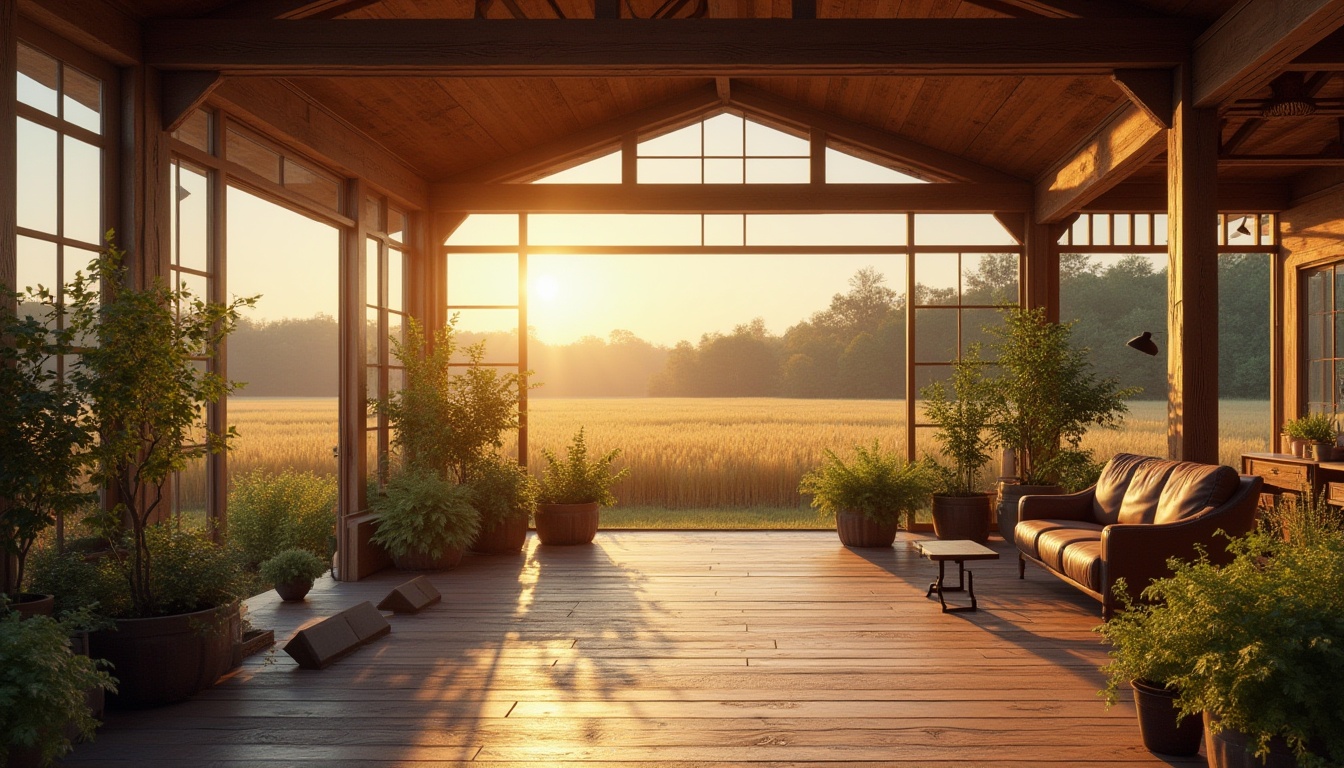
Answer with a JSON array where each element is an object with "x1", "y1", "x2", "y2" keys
[
  {"x1": 538, "y1": 428, "x2": 628, "y2": 506},
  {"x1": 26, "y1": 547, "x2": 118, "y2": 620},
  {"x1": 259, "y1": 549, "x2": 327, "y2": 584},
  {"x1": 133, "y1": 527, "x2": 250, "y2": 617},
  {"x1": 226, "y1": 469, "x2": 336, "y2": 567},
  {"x1": 800, "y1": 442, "x2": 935, "y2": 525},
  {"x1": 370, "y1": 469, "x2": 479, "y2": 559},
  {"x1": 0, "y1": 610, "x2": 116, "y2": 767},
  {"x1": 468, "y1": 454, "x2": 538, "y2": 529}
]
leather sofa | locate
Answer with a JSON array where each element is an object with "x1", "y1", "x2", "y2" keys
[{"x1": 1014, "y1": 453, "x2": 1263, "y2": 619}]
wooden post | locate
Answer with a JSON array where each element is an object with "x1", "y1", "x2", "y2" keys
[
  {"x1": 1, "y1": 0, "x2": 18, "y2": 595},
  {"x1": 208, "y1": 134, "x2": 229, "y2": 537},
  {"x1": 120, "y1": 65, "x2": 170, "y2": 289},
  {"x1": 1166, "y1": 65, "x2": 1219, "y2": 463},
  {"x1": 1023, "y1": 216, "x2": 1064, "y2": 324},
  {"x1": 337, "y1": 178, "x2": 368, "y2": 581},
  {"x1": 518, "y1": 214, "x2": 528, "y2": 468}
]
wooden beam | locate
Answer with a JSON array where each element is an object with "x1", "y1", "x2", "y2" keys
[
  {"x1": 1084, "y1": 180, "x2": 1291, "y2": 212},
  {"x1": 120, "y1": 65, "x2": 171, "y2": 288},
  {"x1": 207, "y1": 0, "x2": 382, "y2": 19},
  {"x1": 1219, "y1": 154, "x2": 1344, "y2": 166},
  {"x1": 791, "y1": 0, "x2": 816, "y2": 18},
  {"x1": 595, "y1": 0, "x2": 620, "y2": 18},
  {"x1": 961, "y1": 0, "x2": 1157, "y2": 17},
  {"x1": 1220, "y1": 117, "x2": 1263, "y2": 154},
  {"x1": 1023, "y1": 217, "x2": 1068, "y2": 324},
  {"x1": 448, "y1": 84, "x2": 722, "y2": 183},
  {"x1": 210, "y1": 78, "x2": 427, "y2": 209},
  {"x1": 1167, "y1": 65, "x2": 1220, "y2": 463},
  {"x1": 731, "y1": 83, "x2": 1024, "y2": 184},
  {"x1": 161, "y1": 71, "x2": 221, "y2": 134},
  {"x1": 17, "y1": 0, "x2": 140, "y2": 65},
  {"x1": 429, "y1": 182, "x2": 1032, "y2": 213},
  {"x1": 1112, "y1": 68, "x2": 1173, "y2": 129},
  {"x1": 142, "y1": 19, "x2": 1197, "y2": 77},
  {"x1": 1, "y1": 0, "x2": 15, "y2": 309},
  {"x1": 1287, "y1": 28, "x2": 1344, "y2": 69},
  {"x1": 1192, "y1": 0, "x2": 1344, "y2": 108},
  {"x1": 1034, "y1": 103, "x2": 1165, "y2": 222},
  {"x1": 992, "y1": 212, "x2": 1028, "y2": 245},
  {"x1": 337, "y1": 176, "x2": 369, "y2": 581}
]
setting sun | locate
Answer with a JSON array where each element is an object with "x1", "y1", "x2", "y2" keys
[{"x1": 532, "y1": 274, "x2": 561, "y2": 303}]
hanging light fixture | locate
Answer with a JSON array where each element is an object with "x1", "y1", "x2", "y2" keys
[
  {"x1": 1262, "y1": 73, "x2": 1316, "y2": 118},
  {"x1": 1126, "y1": 331, "x2": 1159, "y2": 356}
]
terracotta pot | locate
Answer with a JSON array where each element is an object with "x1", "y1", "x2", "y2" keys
[
  {"x1": 836, "y1": 509, "x2": 898, "y2": 548},
  {"x1": 1204, "y1": 711, "x2": 1302, "y2": 768},
  {"x1": 997, "y1": 483, "x2": 1063, "y2": 541},
  {"x1": 391, "y1": 547, "x2": 464, "y2": 571},
  {"x1": 470, "y1": 515, "x2": 529, "y2": 554},
  {"x1": 1308, "y1": 441, "x2": 1333, "y2": 461},
  {"x1": 535, "y1": 502, "x2": 600, "y2": 545},
  {"x1": 931, "y1": 494, "x2": 993, "y2": 543},
  {"x1": 1131, "y1": 679, "x2": 1202, "y2": 756},
  {"x1": 274, "y1": 578, "x2": 314, "y2": 602},
  {"x1": 11, "y1": 592, "x2": 55, "y2": 619},
  {"x1": 90, "y1": 601, "x2": 240, "y2": 708}
]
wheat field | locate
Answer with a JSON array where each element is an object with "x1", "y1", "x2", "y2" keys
[{"x1": 222, "y1": 397, "x2": 1272, "y2": 512}]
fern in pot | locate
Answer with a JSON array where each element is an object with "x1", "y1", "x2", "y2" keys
[
  {"x1": 535, "y1": 428, "x2": 628, "y2": 546},
  {"x1": 370, "y1": 469, "x2": 480, "y2": 571},
  {"x1": 800, "y1": 442, "x2": 935, "y2": 548}
]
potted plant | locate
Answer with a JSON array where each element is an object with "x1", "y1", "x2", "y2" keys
[
  {"x1": 535, "y1": 428, "x2": 629, "y2": 546},
  {"x1": 982, "y1": 308, "x2": 1136, "y2": 540},
  {"x1": 920, "y1": 346, "x2": 996, "y2": 543},
  {"x1": 468, "y1": 454, "x2": 539, "y2": 555},
  {"x1": 370, "y1": 468, "x2": 480, "y2": 570},
  {"x1": 1294, "y1": 412, "x2": 1337, "y2": 461},
  {"x1": 259, "y1": 549, "x2": 328, "y2": 602},
  {"x1": 0, "y1": 283, "x2": 94, "y2": 616},
  {"x1": 1096, "y1": 501, "x2": 1344, "y2": 768},
  {"x1": 799, "y1": 442, "x2": 935, "y2": 548},
  {"x1": 62, "y1": 238, "x2": 254, "y2": 707},
  {"x1": 0, "y1": 610, "x2": 116, "y2": 768},
  {"x1": 1282, "y1": 417, "x2": 1308, "y2": 457}
]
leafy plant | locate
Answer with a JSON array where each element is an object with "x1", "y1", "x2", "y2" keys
[
  {"x1": 468, "y1": 454, "x2": 539, "y2": 529},
  {"x1": 982, "y1": 308, "x2": 1137, "y2": 486},
  {"x1": 1096, "y1": 520, "x2": 1344, "y2": 767},
  {"x1": 1283, "y1": 417, "x2": 1307, "y2": 441},
  {"x1": 25, "y1": 547, "x2": 118, "y2": 621},
  {"x1": 799, "y1": 442, "x2": 935, "y2": 525},
  {"x1": 259, "y1": 549, "x2": 327, "y2": 585},
  {"x1": 537, "y1": 428, "x2": 629, "y2": 506},
  {"x1": 226, "y1": 469, "x2": 336, "y2": 568},
  {"x1": 1295, "y1": 412, "x2": 1338, "y2": 443},
  {"x1": 0, "y1": 282, "x2": 94, "y2": 598},
  {"x1": 370, "y1": 468, "x2": 480, "y2": 559},
  {"x1": 0, "y1": 610, "x2": 116, "y2": 767},
  {"x1": 65, "y1": 236, "x2": 254, "y2": 618},
  {"x1": 920, "y1": 345, "x2": 996, "y2": 496}
]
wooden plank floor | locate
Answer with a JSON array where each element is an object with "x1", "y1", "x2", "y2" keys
[{"x1": 66, "y1": 532, "x2": 1205, "y2": 767}]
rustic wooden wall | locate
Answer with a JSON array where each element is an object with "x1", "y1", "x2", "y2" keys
[{"x1": 1279, "y1": 181, "x2": 1344, "y2": 425}]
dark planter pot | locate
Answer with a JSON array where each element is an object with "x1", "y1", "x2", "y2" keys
[
  {"x1": 274, "y1": 578, "x2": 315, "y2": 602},
  {"x1": 535, "y1": 502, "x2": 600, "y2": 545},
  {"x1": 391, "y1": 547, "x2": 464, "y2": 571},
  {"x1": 1204, "y1": 711, "x2": 1303, "y2": 768},
  {"x1": 470, "y1": 515, "x2": 529, "y2": 554},
  {"x1": 11, "y1": 592, "x2": 55, "y2": 619},
  {"x1": 90, "y1": 601, "x2": 240, "y2": 708},
  {"x1": 997, "y1": 483, "x2": 1063, "y2": 541},
  {"x1": 931, "y1": 494, "x2": 993, "y2": 543},
  {"x1": 1131, "y1": 679, "x2": 1202, "y2": 756},
  {"x1": 836, "y1": 509, "x2": 899, "y2": 548}
]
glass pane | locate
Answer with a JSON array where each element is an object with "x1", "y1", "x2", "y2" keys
[
  {"x1": 703, "y1": 113, "x2": 743, "y2": 156},
  {"x1": 174, "y1": 454, "x2": 210, "y2": 527},
  {"x1": 62, "y1": 65, "x2": 102, "y2": 134},
  {"x1": 388, "y1": 366, "x2": 404, "y2": 395},
  {"x1": 17, "y1": 119, "x2": 58, "y2": 233},
  {"x1": 1153, "y1": 213, "x2": 1169, "y2": 245},
  {"x1": 1070, "y1": 216, "x2": 1089, "y2": 247},
  {"x1": 284, "y1": 158, "x2": 341, "y2": 210},
  {"x1": 961, "y1": 308, "x2": 1005, "y2": 358},
  {"x1": 387, "y1": 249, "x2": 405, "y2": 313},
  {"x1": 1114, "y1": 214, "x2": 1132, "y2": 247},
  {"x1": 703, "y1": 158, "x2": 743, "y2": 184},
  {"x1": 177, "y1": 271, "x2": 208, "y2": 308},
  {"x1": 638, "y1": 124, "x2": 700, "y2": 156},
  {"x1": 172, "y1": 109, "x2": 212, "y2": 153},
  {"x1": 62, "y1": 136, "x2": 102, "y2": 245},
  {"x1": 961, "y1": 253, "x2": 1018, "y2": 305},
  {"x1": 914, "y1": 253, "x2": 959, "y2": 305},
  {"x1": 703, "y1": 214, "x2": 744, "y2": 247},
  {"x1": 226, "y1": 129, "x2": 281, "y2": 184},
  {"x1": 637, "y1": 157, "x2": 701, "y2": 184},
  {"x1": 1309, "y1": 360, "x2": 1325, "y2": 406},
  {"x1": 446, "y1": 309, "x2": 519, "y2": 364},
  {"x1": 746, "y1": 214, "x2": 907, "y2": 246},
  {"x1": 915, "y1": 214, "x2": 1018, "y2": 246},
  {"x1": 176, "y1": 164, "x2": 210, "y2": 273},
  {"x1": 1091, "y1": 215, "x2": 1110, "y2": 247},
  {"x1": 532, "y1": 151, "x2": 622, "y2": 184},
  {"x1": 915, "y1": 308, "x2": 958, "y2": 363},
  {"x1": 366, "y1": 365, "x2": 381, "y2": 403},
  {"x1": 387, "y1": 311, "x2": 406, "y2": 357},
  {"x1": 913, "y1": 365, "x2": 954, "y2": 408},
  {"x1": 366, "y1": 429, "x2": 382, "y2": 483},
  {"x1": 444, "y1": 214, "x2": 518, "y2": 246},
  {"x1": 15, "y1": 237, "x2": 58, "y2": 323},
  {"x1": 366, "y1": 307, "x2": 381, "y2": 364},
  {"x1": 16, "y1": 44, "x2": 58, "y2": 115},
  {"x1": 745, "y1": 119, "x2": 808, "y2": 156},
  {"x1": 745, "y1": 158, "x2": 809, "y2": 183},
  {"x1": 447, "y1": 253, "x2": 519, "y2": 306},
  {"x1": 825, "y1": 148, "x2": 927, "y2": 184},
  {"x1": 1335, "y1": 268, "x2": 1344, "y2": 315},
  {"x1": 388, "y1": 209, "x2": 407, "y2": 244},
  {"x1": 366, "y1": 238, "x2": 381, "y2": 306},
  {"x1": 529, "y1": 214, "x2": 701, "y2": 246},
  {"x1": 1308, "y1": 270, "x2": 1328, "y2": 314}
]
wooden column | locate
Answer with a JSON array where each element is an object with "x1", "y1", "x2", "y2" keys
[
  {"x1": 120, "y1": 65, "x2": 170, "y2": 288},
  {"x1": 337, "y1": 177, "x2": 372, "y2": 581},
  {"x1": 1166, "y1": 65, "x2": 1220, "y2": 463},
  {"x1": 1012, "y1": 208, "x2": 1064, "y2": 324},
  {"x1": 1, "y1": 0, "x2": 18, "y2": 595}
]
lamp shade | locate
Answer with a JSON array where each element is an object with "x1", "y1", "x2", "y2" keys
[{"x1": 1126, "y1": 331, "x2": 1159, "y2": 356}]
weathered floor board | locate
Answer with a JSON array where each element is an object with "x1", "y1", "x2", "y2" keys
[{"x1": 66, "y1": 532, "x2": 1205, "y2": 766}]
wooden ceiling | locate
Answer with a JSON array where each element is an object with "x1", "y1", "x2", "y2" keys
[{"x1": 105, "y1": 0, "x2": 1343, "y2": 202}]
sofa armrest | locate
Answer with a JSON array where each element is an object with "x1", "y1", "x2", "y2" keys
[{"x1": 1018, "y1": 487, "x2": 1096, "y2": 523}]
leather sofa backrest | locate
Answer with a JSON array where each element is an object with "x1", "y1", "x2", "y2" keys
[
  {"x1": 1155, "y1": 463, "x2": 1241, "y2": 524},
  {"x1": 1092, "y1": 453, "x2": 1161, "y2": 525},
  {"x1": 1116, "y1": 458, "x2": 1182, "y2": 524}
]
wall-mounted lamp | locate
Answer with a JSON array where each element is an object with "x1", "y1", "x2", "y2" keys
[
  {"x1": 1126, "y1": 331, "x2": 1159, "y2": 356},
  {"x1": 1234, "y1": 217, "x2": 1251, "y2": 237}
]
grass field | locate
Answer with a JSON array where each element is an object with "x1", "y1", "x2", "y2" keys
[{"x1": 221, "y1": 397, "x2": 1272, "y2": 528}]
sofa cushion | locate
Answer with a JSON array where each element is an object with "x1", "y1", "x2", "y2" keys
[
  {"x1": 1036, "y1": 524, "x2": 1104, "y2": 572},
  {"x1": 1117, "y1": 458, "x2": 1182, "y2": 524},
  {"x1": 1155, "y1": 463, "x2": 1241, "y2": 524},
  {"x1": 1016, "y1": 519, "x2": 1103, "y2": 560},
  {"x1": 1092, "y1": 453, "x2": 1161, "y2": 525},
  {"x1": 1059, "y1": 539, "x2": 1103, "y2": 592}
]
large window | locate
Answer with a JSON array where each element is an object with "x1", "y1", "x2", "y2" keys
[
  {"x1": 365, "y1": 196, "x2": 408, "y2": 484},
  {"x1": 1305, "y1": 262, "x2": 1344, "y2": 415}
]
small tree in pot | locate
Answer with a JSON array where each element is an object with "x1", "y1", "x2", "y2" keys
[
  {"x1": 467, "y1": 454, "x2": 539, "y2": 555},
  {"x1": 799, "y1": 442, "x2": 935, "y2": 548},
  {"x1": 535, "y1": 428, "x2": 628, "y2": 546},
  {"x1": 259, "y1": 549, "x2": 328, "y2": 602},
  {"x1": 920, "y1": 345, "x2": 996, "y2": 543}
]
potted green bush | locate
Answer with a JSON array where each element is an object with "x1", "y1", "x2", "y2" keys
[
  {"x1": 468, "y1": 454, "x2": 539, "y2": 555},
  {"x1": 982, "y1": 308, "x2": 1136, "y2": 540},
  {"x1": 63, "y1": 238, "x2": 254, "y2": 707},
  {"x1": 259, "y1": 549, "x2": 328, "y2": 602},
  {"x1": 800, "y1": 442, "x2": 935, "y2": 548},
  {"x1": 370, "y1": 469, "x2": 480, "y2": 570},
  {"x1": 0, "y1": 282, "x2": 94, "y2": 616},
  {"x1": 535, "y1": 428, "x2": 629, "y2": 546},
  {"x1": 920, "y1": 346, "x2": 996, "y2": 543},
  {"x1": 1295, "y1": 412, "x2": 1337, "y2": 460},
  {"x1": 0, "y1": 610, "x2": 116, "y2": 768},
  {"x1": 1096, "y1": 501, "x2": 1344, "y2": 768}
]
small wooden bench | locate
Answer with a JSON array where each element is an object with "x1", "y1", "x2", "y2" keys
[{"x1": 916, "y1": 540, "x2": 1000, "y2": 613}]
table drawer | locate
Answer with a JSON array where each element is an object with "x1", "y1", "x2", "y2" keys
[
  {"x1": 1328, "y1": 483, "x2": 1344, "y2": 507},
  {"x1": 1245, "y1": 459, "x2": 1309, "y2": 491}
]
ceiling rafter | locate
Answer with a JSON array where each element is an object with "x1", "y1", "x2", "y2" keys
[
  {"x1": 205, "y1": 0, "x2": 380, "y2": 19},
  {"x1": 1034, "y1": 103, "x2": 1165, "y2": 222},
  {"x1": 958, "y1": 0, "x2": 1158, "y2": 18},
  {"x1": 1192, "y1": 0, "x2": 1344, "y2": 107}
]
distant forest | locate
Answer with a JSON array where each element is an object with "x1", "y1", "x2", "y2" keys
[{"x1": 224, "y1": 253, "x2": 1271, "y2": 401}]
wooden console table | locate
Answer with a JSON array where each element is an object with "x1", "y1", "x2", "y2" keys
[{"x1": 1240, "y1": 452, "x2": 1344, "y2": 507}]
